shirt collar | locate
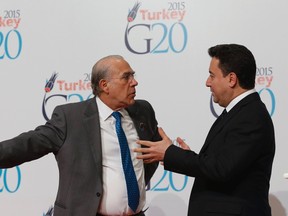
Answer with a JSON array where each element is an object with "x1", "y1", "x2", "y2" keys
[
  {"x1": 226, "y1": 89, "x2": 256, "y2": 112},
  {"x1": 96, "y1": 97, "x2": 128, "y2": 121}
]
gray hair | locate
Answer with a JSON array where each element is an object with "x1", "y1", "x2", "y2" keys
[{"x1": 91, "y1": 55, "x2": 124, "y2": 95}]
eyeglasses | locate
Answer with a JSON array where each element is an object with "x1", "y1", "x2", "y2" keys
[{"x1": 111, "y1": 71, "x2": 136, "y2": 82}]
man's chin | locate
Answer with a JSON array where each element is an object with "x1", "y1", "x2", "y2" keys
[
  {"x1": 122, "y1": 99, "x2": 136, "y2": 108},
  {"x1": 129, "y1": 99, "x2": 136, "y2": 105},
  {"x1": 213, "y1": 97, "x2": 219, "y2": 104}
]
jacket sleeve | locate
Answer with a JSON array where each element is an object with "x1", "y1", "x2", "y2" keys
[
  {"x1": 164, "y1": 104, "x2": 275, "y2": 183},
  {"x1": 0, "y1": 106, "x2": 66, "y2": 168},
  {"x1": 141, "y1": 100, "x2": 161, "y2": 184}
]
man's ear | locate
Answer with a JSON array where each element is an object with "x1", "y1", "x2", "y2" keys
[
  {"x1": 99, "y1": 79, "x2": 109, "y2": 93},
  {"x1": 228, "y1": 72, "x2": 237, "y2": 87}
]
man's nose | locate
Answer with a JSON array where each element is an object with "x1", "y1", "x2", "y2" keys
[
  {"x1": 206, "y1": 78, "x2": 211, "y2": 87},
  {"x1": 131, "y1": 77, "x2": 138, "y2": 86}
]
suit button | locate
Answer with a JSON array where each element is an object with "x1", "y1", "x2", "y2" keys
[{"x1": 96, "y1": 192, "x2": 101, "y2": 197}]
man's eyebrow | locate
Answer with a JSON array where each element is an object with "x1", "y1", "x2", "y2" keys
[{"x1": 122, "y1": 71, "x2": 135, "y2": 75}]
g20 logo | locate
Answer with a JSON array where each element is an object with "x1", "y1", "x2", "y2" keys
[
  {"x1": 125, "y1": 22, "x2": 188, "y2": 54},
  {"x1": 42, "y1": 93, "x2": 94, "y2": 121},
  {"x1": 258, "y1": 88, "x2": 275, "y2": 116},
  {"x1": 147, "y1": 170, "x2": 188, "y2": 192},
  {"x1": 210, "y1": 88, "x2": 276, "y2": 117},
  {"x1": 0, "y1": 30, "x2": 22, "y2": 60},
  {"x1": 0, "y1": 166, "x2": 21, "y2": 193}
]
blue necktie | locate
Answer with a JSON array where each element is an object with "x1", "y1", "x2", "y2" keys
[{"x1": 112, "y1": 111, "x2": 140, "y2": 212}]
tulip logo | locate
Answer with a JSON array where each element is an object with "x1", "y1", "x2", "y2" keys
[{"x1": 127, "y1": 2, "x2": 141, "y2": 22}]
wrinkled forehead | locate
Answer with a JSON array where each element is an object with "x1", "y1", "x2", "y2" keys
[{"x1": 109, "y1": 58, "x2": 134, "y2": 75}]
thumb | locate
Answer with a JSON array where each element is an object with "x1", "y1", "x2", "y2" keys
[
  {"x1": 158, "y1": 127, "x2": 170, "y2": 141},
  {"x1": 177, "y1": 137, "x2": 190, "y2": 150}
]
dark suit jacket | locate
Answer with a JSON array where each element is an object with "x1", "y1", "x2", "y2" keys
[
  {"x1": 164, "y1": 92, "x2": 275, "y2": 216},
  {"x1": 0, "y1": 98, "x2": 161, "y2": 216}
]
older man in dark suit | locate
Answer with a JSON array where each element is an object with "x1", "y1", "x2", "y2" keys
[
  {"x1": 135, "y1": 44, "x2": 275, "y2": 216},
  {"x1": 0, "y1": 55, "x2": 161, "y2": 216}
]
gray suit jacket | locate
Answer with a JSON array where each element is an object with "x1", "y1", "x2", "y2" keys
[
  {"x1": 164, "y1": 92, "x2": 275, "y2": 216},
  {"x1": 0, "y1": 98, "x2": 161, "y2": 216}
]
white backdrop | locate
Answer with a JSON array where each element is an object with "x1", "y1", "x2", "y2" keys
[{"x1": 0, "y1": 0, "x2": 287, "y2": 215}]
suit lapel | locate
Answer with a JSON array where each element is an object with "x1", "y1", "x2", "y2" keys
[
  {"x1": 126, "y1": 102, "x2": 150, "y2": 141},
  {"x1": 83, "y1": 98, "x2": 103, "y2": 166},
  {"x1": 200, "y1": 92, "x2": 260, "y2": 153},
  {"x1": 82, "y1": 98, "x2": 151, "y2": 166},
  {"x1": 200, "y1": 112, "x2": 228, "y2": 153}
]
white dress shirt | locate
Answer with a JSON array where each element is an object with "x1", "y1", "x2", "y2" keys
[
  {"x1": 96, "y1": 97, "x2": 146, "y2": 215},
  {"x1": 226, "y1": 89, "x2": 256, "y2": 112}
]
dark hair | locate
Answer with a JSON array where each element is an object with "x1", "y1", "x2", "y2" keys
[
  {"x1": 91, "y1": 55, "x2": 124, "y2": 95},
  {"x1": 208, "y1": 44, "x2": 256, "y2": 89}
]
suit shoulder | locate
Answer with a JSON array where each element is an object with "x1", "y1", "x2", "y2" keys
[
  {"x1": 134, "y1": 99, "x2": 153, "y2": 108},
  {"x1": 126, "y1": 99, "x2": 155, "y2": 116},
  {"x1": 53, "y1": 98, "x2": 95, "y2": 111}
]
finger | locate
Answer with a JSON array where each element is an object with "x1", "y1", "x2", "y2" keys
[
  {"x1": 136, "y1": 140, "x2": 153, "y2": 147},
  {"x1": 134, "y1": 147, "x2": 150, "y2": 154},
  {"x1": 177, "y1": 137, "x2": 185, "y2": 145},
  {"x1": 143, "y1": 158, "x2": 158, "y2": 164},
  {"x1": 136, "y1": 153, "x2": 154, "y2": 160},
  {"x1": 158, "y1": 127, "x2": 169, "y2": 140},
  {"x1": 177, "y1": 137, "x2": 190, "y2": 150}
]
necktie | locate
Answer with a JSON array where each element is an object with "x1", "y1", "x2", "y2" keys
[
  {"x1": 221, "y1": 109, "x2": 227, "y2": 118},
  {"x1": 112, "y1": 111, "x2": 140, "y2": 212},
  {"x1": 207, "y1": 109, "x2": 227, "y2": 135}
]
